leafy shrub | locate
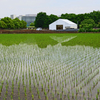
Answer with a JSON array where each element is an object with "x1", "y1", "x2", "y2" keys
[
  {"x1": 78, "y1": 28, "x2": 85, "y2": 32},
  {"x1": 79, "y1": 28, "x2": 100, "y2": 32}
]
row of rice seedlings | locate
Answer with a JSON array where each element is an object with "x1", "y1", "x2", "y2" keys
[
  {"x1": 0, "y1": 44, "x2": 100, "y2": 99},
  {"x1": 23, "y1": 52, "x2": 98, "y2": 99}
]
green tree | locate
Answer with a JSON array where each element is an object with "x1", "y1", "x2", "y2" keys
[
  {"x1": 0, "y1": 21, "x2": 7, "y2": 29},
  {"x1": 13, "y1": 18, "x2": 20, "y2": 29},
  {"x1": 20, "y1": 20, "x2": 27, "y2": 29},
  {"x1": 60, "y1": 11, "x2": 100, "y2": 27},
  {"x1": 49, "y1": 14, "x2": 59, "y2": 24},
  {"x1": 79, "y1": 19, "x2": 95, "y2": 32},
  {"x1": 89, "y1": 11, "x2": 100, "y2": 24},
  {"x1": 1, "y1": 17, "x2": 12, "y2": 24},
  {"x1": 77, "y1": 14, "x2": 85, "y2": 24},
  {"x1": 60, "y1": 13, "x2": 77, "y2": 23},
  {"x1": 30, "y1": 22, "x2": 35, "y2": 26},
  {"x1": 97, "y1": 22, "x2": 100, "y2": 28},
  {"x1": 35, "y1": 12, "x2": 48, "y2": 28},
  {"x1": 80, "y1": 19, "x2": 95, "y2": 28},
  {"x1": 1, "y1": 17, "x2": 26, "y2": 29},
  {"x1": 1, "y1": 17, "x2": 15, "y2": 29},
  {"x1": 35, "y1": 12, "x2": 58, "y2": 28},
  {"x1": 43, "y1": 15, "x2": 51, "y2": 28}
]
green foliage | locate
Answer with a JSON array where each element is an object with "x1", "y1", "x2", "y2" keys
[
  {"x1": 78, "y1": 28, "x2": 100, "y2": 32},
  {"x1": 43, "y1": 15, "x2": 51, "y2": 28},
  {"x1": 13, "y1": 18, "x2": 21, "y2": 29},
  {"x1": 0, "y1": 21, "x2": 7, "y2": 29},
  {"x1": 20, "y1": 20, "x2": 27, "y2": 29},
  {"x1": 78, "y1": 28, "x2": 85, "y2": 32},
  {"x1": 79, "y1": 19, "x2": 96, "y2": 32},
  {"x1": 80, "y1": 19, "x2": 95, "y2": 28},
  {"x1": 0, "y1": 17, "x2": 27, "y2": 29},
  {"x1": 60, "y1": 13, "x2": 77, "y2": 23},
  {"x1": 97, "y1": 22, "x2": 100, "y2": 28},
  {"x1": 27, "y1": 26, "x2": 35, "y2": 29},
  {"x1": 1, "y1": 17, "x2": 12, "y2": 24},
  {"x1": 1, "y1": 17, "x2": 15, "y2": 29},
  {"x1": 49, "y1": 14, "x2": 59, "y2": 23},
  {"x1": 35, "y1": 12, "x2": 48, "y2": 28},
  {"x1": 30, "y1": 22, "x2": 35, "y2": 26},
  {"x1": 91, "y1": 29, "x2": 100, "y2": 32},
  {"x1": 60, "y1": 10, "x2": 100, "y2": 28},
  {"x1": 34, "y1": 11, "x2": 100, "y2": 29},
  {"x1": 35, "y1": 12, "x2": 58, "y2": 28}
]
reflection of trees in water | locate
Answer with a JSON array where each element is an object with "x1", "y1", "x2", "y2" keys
[
  {"x1": 34, "y1": 36, "x2": 58, "y2": 48},
  {"x1": 0, "y1": 35, "x2": 58, "y2": 48}
]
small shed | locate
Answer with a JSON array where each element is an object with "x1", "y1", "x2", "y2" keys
[{"x1": 49, "y1": 19, "x2": 77, "y2": 30}]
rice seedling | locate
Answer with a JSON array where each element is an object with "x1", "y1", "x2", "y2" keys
[
  {"x1": 67, "y1": 94, "x2": 70, "y2": 100},
  {"x1": 10, "y1": 94, "x2": 13, "y2": 100},
  {"x1": 72, "y1": 92, "x2": 74, "y2": 98},
  {"x1": 83, "y1": 90, "x2": 85, "y2": 96},
  {"x1": 3, "y1": 97, "x2": 6, "y2": 100},
  {"x1": 96, "y1": 94, "x2": 98, "y2": 100},
  {"x1": 18, "y1": 96, "x2": 20, "y2": 100},
  {"x1": 76, "y1": 88, "x2": 78, "y2": 95},
  {"x1": 60, "y1": 93, "x2": 62, "y2": 99},
  {"x1": 84, "y1": 97, "x2": 86, "y2": 100},
  {"x1": 97, "y1": 88, "x2": 99, "y2": 94},
  {"x1": 52, "y1": 92, "x2": 55, "y2": 99},
  {"x1": 32, "y1": 94, "x2": 34, "y2": 100}
]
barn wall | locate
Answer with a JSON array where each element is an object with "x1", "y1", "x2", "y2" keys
[{"x1": 70, "y1": 24, "x2": 77, "y2": 29}]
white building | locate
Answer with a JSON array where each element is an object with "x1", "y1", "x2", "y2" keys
[
  {"x1": 49, "y1": 19, "x2": 77, "y2": 30},
  {"x1": 17, "y1": 15, "x2": 23, "y2": 20},
  {"x1": 10, "y1": 15, "x2": 16, "y2": 19}
]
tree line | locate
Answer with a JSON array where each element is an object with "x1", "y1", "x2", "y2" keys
[
  {"x1": 60, "y1": 11, "x2": 100, "y2": 27},
  {"x1": 34, "y1": 11, "x2": 100, "y2": 29},
  {"x1": 1, "y1": 10, "x2": 100, "y2": 31},
  {"x1": 0, "y1": 17, "x2": 27, "y2": 29},
  {"x1": 34, "y1": 12, "x2": 59, "y2": 28}
]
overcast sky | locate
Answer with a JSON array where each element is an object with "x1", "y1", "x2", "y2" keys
[{"x1": 0, "y1": 0, "x2": 100, "y2": 18}]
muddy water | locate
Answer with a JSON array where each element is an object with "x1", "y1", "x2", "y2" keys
[{"x1": 0, "y1": 44, "x2": 100, "y2": 100}]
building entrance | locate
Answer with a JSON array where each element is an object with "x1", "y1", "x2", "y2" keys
[{"x1": 56, "y1": 25, "x2": 63, "y2": 30}]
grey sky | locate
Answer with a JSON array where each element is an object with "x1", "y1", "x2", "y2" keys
[{"x1": 0, "y1": 0, "x2": 100, "y2": 18}]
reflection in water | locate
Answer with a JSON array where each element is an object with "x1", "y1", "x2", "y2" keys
[
  {"x1": 0, "y1": 34, "x2": 100, "y2": 48},
  {"x1": 0, "y1": 44, "x2": 100, "y2": 99},
  {"x1": 0, "y1": 35, "x2": 77, "y2": 48},
  {"x1": 50, "y1": 36, "x2": 77, "y2": 43},
  {"x1": 0, "y1": 35, "x2": 58, "y2": 48}
]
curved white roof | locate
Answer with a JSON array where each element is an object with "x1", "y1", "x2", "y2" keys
[
  {"x1": 60, "y1": 19, "x2": 76, "y2": 24},
  {"x1": 49, "y1": 19, "x2": 76, "y2": 25}
]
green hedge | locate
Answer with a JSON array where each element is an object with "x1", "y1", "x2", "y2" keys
[{"x1": 78, "y1": 28, "x2": 100, "y2": 32}]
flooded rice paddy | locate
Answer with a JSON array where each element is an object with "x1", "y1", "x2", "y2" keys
[{"x1": 0, "y1": 36, "x2": 100, "y2": 100}]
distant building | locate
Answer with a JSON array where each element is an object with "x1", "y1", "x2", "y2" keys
[
  {"x1": 49, "y1": 19, "x2": 77, "y2": 30},
  {"x1": 10, "y1": 15, "x2": 16, "y2": 19},
  {"x1": 17, "y1": 15, "x2": 23, "y2": 20},
  {"x1": 10, "y1": 14, "x2": 37, "y2": 26},
  {"x1": 21, "y1": 14, "x2": 36, "y2": 26}
]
